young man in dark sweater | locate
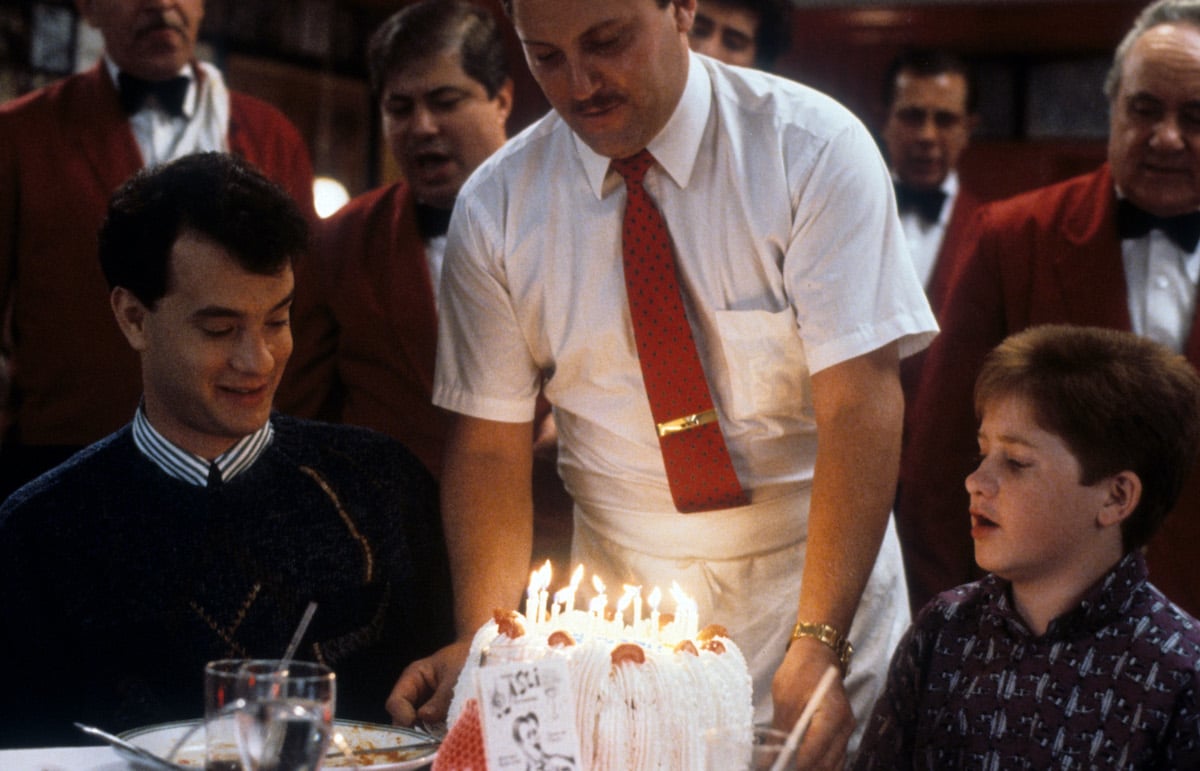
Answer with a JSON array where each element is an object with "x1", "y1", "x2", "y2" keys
[{"x1": 0, "y1": 152, "x2": 454, "y2": 747}]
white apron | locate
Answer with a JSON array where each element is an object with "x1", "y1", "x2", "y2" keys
[{"x1": 571, "y1": 486, "x2": 909, "y2": 752}]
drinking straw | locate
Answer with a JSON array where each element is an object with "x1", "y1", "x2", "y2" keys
[
  {"x1": 281, "y1": 601, "x2": 319, "y2": 666},
  {"x1": 768, "y1": 664, "x2": 840, "y2": 771}
]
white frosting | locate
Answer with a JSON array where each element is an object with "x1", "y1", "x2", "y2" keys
[{"x1": 448, "y1": 609, "x2": 754, "y2": 770}]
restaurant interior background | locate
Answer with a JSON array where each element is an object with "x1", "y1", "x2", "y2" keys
[{"x1": 1, "y1": 0, "x2": 1141, "y2": 213}]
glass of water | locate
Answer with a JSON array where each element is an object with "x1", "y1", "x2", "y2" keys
[{"x1": 207, "y1": 659, "x2": 335, "y2": 771}]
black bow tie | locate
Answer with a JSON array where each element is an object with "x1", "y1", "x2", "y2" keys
[
  {"x1": 414, "y1": 202, "x2": 453, "y2": 239},
  {"x1": 117, "y1": 72, "x2": 189, "y2": 117},
  {"x1": 1116, "y1": 198, "x2": 1200, "y2": 253},
  {"x1": 894, "y1": 182, "x2": 947, "y2": 224}
]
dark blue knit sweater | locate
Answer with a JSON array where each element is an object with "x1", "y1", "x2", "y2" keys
[{"x1": 0, "y1": 414, "x2": 455, "y2": 747}]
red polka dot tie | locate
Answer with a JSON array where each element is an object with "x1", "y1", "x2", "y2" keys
[{"x1": 612, "y1": 149, "x2": 747, "y2": 513}]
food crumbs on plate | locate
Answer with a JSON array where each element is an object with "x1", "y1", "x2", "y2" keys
[{"x1": 322, "y1": 725, "x2": 434, "y2": 767}]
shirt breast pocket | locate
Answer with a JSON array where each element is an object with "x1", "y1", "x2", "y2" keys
[{"x1": 714, "y1": 308, "x2": 812, "y2": 424}]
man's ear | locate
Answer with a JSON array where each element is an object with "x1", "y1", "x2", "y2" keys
[
  {"x1": 673, "y1": 0, "x2": 698, "y2": 34},
  {"x1": 1098, "y1": 470, "x2": 1142, "y2": 528},
  {"x1": 110, "y1": 287, "x2": 150, "y2": 352},
  {"x1": 495, "y1": 78, "x2": 515, "y2": 126}
]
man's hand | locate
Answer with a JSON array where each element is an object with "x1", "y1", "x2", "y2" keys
[
  {"x1": 386, "y1": 639, "x2": 472, "y2": 726},
  {"x1": 771, "y1": 637, "x2": 855, "y2": 770}
]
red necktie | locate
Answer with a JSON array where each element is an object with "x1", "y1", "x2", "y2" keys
[{"x1": 613, "y1": 149, "x2": 747, "y2": 513}]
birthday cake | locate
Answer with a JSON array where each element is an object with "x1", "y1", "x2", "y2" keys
[{"x1": 441, "y1": 568, "x2": 754, "y2": 770}]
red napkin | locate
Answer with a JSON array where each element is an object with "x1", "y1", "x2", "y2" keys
[{"x1": 431, "y1": 698, "x2": 487, "y2": 770}]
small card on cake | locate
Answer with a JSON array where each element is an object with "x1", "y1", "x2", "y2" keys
[{"x1": 475, "y1": 656, "x2": 581, "y2": 770}]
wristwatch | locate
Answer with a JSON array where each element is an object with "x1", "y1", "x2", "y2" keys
[{"x1": 788, "y1": 621, "x2": 853, "y2": 674}]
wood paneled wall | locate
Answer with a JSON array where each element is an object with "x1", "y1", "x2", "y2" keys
[{"x1": 223, "y1": 0, "x2": 1146, "y2": 201}]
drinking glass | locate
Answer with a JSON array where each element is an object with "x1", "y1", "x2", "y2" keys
[
  {"x1": 704, "y1": 724, "x2": 793, "y2": 770},
  {"x1": 205, "y1": 658, "x2": 336, "y2": 771}
]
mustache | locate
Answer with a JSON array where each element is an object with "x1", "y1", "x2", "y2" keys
[
  {"x1": 134, "y1": 13, "x2": 188, "y2": 38},
  {"x1": 571, "y1": 92, "x2": 624, "y2": 116}
]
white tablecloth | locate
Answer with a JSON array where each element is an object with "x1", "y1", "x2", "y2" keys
[{"x1": 0, "y1": 746, "x2": 127, "y2": 770}]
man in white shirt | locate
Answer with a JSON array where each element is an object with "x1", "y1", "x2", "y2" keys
[
  {"x1": 389, "y1": 1, "x2": 936, "y2": 766},
  {"x1": 899, "y1": 0, "x2": 1200, "y2": 619}
]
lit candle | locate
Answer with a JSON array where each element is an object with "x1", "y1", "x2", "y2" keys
[
  {"x1": 567, "y1": 564, "x2": 585, "y2": 612},
  {"x1": 590, "y1": 575, "x2": 607, "y2": 637},
  {"x1": 647, "y1": 586, "x2": 662, "y2": 641},
  {"x1": 587, "y1": 594, "x2": 605, "y2": 638},
  {"x1": 617, "y1": 585, "x2": 638, "y2": 633},
  {"x1": 670, "y1": 581, "x2": 691, "y2": 641},
  {"x1": 632, "y1": 586, "x2": 643, "y2": 631},
  {"x1": 525, "y1": 568, "x2": 539, "y2": 623},
  {"x1": 551, "y1": 587, "x2": 569, "y2": 624},
  {"x1": 536, "y1": 560, "x2": 552, "y2": 625}
]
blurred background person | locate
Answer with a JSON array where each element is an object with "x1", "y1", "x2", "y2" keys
[
  {"x1": 688, "y1": 0, "x2": 792, "y2": 71},
  {"x1": 279, "y1": 0, "x2": 511, "y2": 480},
  {"x1": 880, "y1": 49, "x2": 982, "y2": 325},
  {"x1": 880, "y1": 49, "x2": 985, "y2": 604},
  {"x1": 276, "y1": 0, "x2": 571, "y2": 568}
]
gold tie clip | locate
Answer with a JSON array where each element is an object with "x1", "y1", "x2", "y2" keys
[{"x1": 656, "y1": 408, "x2": 719, "y2": 437}]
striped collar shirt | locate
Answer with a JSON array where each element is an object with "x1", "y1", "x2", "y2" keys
[{"x1": 131, "y1": 406, "x2": 275, "y2": 487}]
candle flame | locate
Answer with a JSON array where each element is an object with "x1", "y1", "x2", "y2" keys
[
  {"x1": 569, "y1": 564, "x2": 585, "y2": 590},
  {"x1": 647, "y1": 586, "x2": 662, "y2": 609},
  {"x1": 527, "y1": 561, "x2": 553, "y2": 594},
  {"x1": 592, "y1": 574, "x2": 606, "y2": 594},
  {"x1": 553, "y1": 586, "x2": 571, "y2": 604}
]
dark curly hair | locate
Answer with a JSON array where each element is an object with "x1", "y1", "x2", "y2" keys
[{"x1": 98, "y1": 152, "x2": 308, "y2": 309}]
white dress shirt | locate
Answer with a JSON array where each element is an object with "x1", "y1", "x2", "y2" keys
[
  {"x1": 897, "y1": 172, "x2": 959, "y2": 291},
  {"x1": 436, "y1": 54, "x2": 936, "y2": 513},
  {"x1": 434, "y1": 53, "x2": 937, "y2": 732},
  {"x1": 425, "y1": 234, "x2": 447, "y2": 307},
  {"x1": 131, "y1": 405, "x2": 273, "y2": 487},
  {"x1": 105, "y1": 57, "x2": 231, "y2": 167},
  {"x1": 1122, "y1": 227, "x2": 1200, "y2": 354}
]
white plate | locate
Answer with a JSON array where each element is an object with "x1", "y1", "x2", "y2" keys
[{"x1": 118, "y1": 718, "x2": 438, "y2": 770}]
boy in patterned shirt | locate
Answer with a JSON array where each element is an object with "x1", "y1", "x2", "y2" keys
[{"x1": 856, "y1": 324, "x2": 1200, "y2": 769}]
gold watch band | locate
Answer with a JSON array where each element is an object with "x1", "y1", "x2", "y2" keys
[{"x1": 788, "y1": 621, "x2": 853, "y2": 674}]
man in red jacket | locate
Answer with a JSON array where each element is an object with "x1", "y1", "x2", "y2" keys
[
  {"x1": 898, "y1": 0, "x2": 1200, "y2": 618},
  {"x1": 0, "y1": 0, "x2": 314, "y2": 499},
  {"x1": 879, "y1": 50, "x2": 985, "y2": 603},
  {"x1": 278, "y1": 0, "x2": 512, "y2": 481},
  {"x1": 880, "y1": 49, "x2": 982, "y2": 329}
]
